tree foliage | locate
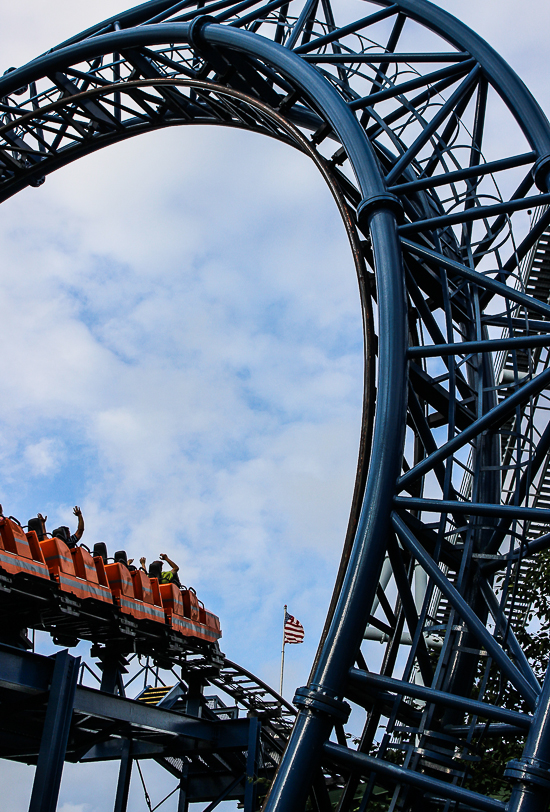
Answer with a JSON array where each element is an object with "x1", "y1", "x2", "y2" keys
[{"x1": 463, "y1": 550, "x2": 550, "y2": 803}]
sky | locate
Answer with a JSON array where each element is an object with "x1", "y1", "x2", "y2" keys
[{"x1": 0, "y1": 1, "x2": 549, "y2": 810}]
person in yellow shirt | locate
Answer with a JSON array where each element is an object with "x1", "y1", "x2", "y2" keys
[{"x1": 137, "y1": 553, "x2": 181, "y2": 587}]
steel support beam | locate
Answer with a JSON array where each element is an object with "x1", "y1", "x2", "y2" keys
[
  {"x1": 177, "y1": 764, "x2": 189, "y2": 812},
  {"x1": 347, "y1": 668, "x2": 532, "y2": 730},
  {"x1": 323, "y1": 741, "x2": 505, "y2": 812},
  {"x1": 244, "y1": 715, "x2": 260, "y2": 812},
  {"x1": 28, "y1": 650, "x2": 80, "y2": 812},
  {"x1": 0, "y1": 645, "x2": 251, "y2": 749},
  {"x1": 507, "y1": 668, "x2": 550, "y2": 812},
  {"x1": 113, "y1": 740, "x2": 133, "y2": 812}
]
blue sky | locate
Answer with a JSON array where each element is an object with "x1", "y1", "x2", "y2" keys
[{"x1": 0, "y1": 1, "x2": 549, "y2": 810}]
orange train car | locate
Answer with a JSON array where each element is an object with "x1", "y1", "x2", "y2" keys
[
  {"x1": 40, "y1": 536, "x2": 114, "y2": 603},
  {"x1": 0, "y1": 517, "x2": 50, "y2": 580},
  {"x1": 160, "y1": 584, "x2": 221, "y2": 643},
  {"x1": 104, "y1": 562, "x2": 166, "y2": 623},
  {"x1": 0, "y1": 513, "x2": 222, "y2": 647}
]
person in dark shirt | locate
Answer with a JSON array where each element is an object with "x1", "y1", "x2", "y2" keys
[
  {"x1": 28, "y1": 507, "x2": 84, "y2": 548},
  {"x1": 51, "y1": 506, "x2": 85, "y2": 549},
  {"x1": 27, "y1": 513, "x2": 47, "y2": 540}
]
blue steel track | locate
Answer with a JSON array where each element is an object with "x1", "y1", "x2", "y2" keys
[{"x1": 2, "y1": 2, "x2": 550, "y2": 810}]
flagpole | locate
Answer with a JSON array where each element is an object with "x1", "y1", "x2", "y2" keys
[{"x1": 279, "y1": 604, "x2": 287, "y2": 698}]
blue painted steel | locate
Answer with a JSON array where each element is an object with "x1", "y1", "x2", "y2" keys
[
  {"x1": 201, "y1": 775, "x2": 244, "y2": 812},
  {"x1": 370, "y1": 0, "x2": 550, "y2": 164},
  {"x1": 2, "y1": 2, "x2": 550, "y2": 810},
  {"x1": 400, "y1": 238, "x2": 550, "y2": 319},
  {"x1": 482, "y1": 532, "x2": 550, "y2": 575},
  {"x1": 0, "y1": 643, "x2": 277, "y2": 810},
  {"x1": 387, "y1": 150, "x2": 536, "y2": 192},
  {"x1": 398, "y1": 191, "x2": 550, "y2": 233},
  {"x1": 398, "y1": 366, "x2": 550, "y2": 492},
  {"x1": 323, "y1": 741, "x2": 506, "y2": 812},
  {"x1": 408, "y1": 335, "x2": 550, "y2": 358},
  {"x1": 244, "y1": 716, "x2": 261, "y2": 812},
  {"x1": 392, "y1": 512, "x2": 540, "y2": 707},
  {"x1": 177, "y1": 765, "x2": 189, "y2": 812},
  {"x1": 479, "y1": 582, "x2": 541, "y2": 693},
  {"x1": 0, "y1": 22, "x2": 390, "y2": 214},
  {"x1": 385, "y1": 64, "x2": 481, "y2": 186},
  {"x1": 28, "y1": 650, "x2": 80, "y2": 812},
  {"x1": 113, "y1": 740, "x2": 133, "y2": 812},
  {"x1": 394, "y1": 497, "x2": 550, "y2": 521},
  {"x1": 347, "y1": 669, "x2": 532, "y2": 730},
  {"x1": 507, "y1": 669, "x2": 550, "y2": 811}
]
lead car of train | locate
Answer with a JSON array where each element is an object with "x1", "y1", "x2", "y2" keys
[{"x1": 0, "y1": 513, "x2": 221, "y2": 645}]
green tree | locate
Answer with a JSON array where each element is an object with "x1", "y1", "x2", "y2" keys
[{"x1": 463, "y1": 550, "x2": 550, "y2": 803}]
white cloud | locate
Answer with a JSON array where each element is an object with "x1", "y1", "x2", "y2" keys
[
  {"x1": 23, "y1": 438, "x2": 63, "y2": 474},
  {"x1": 0, "y1": 119, "x2": 362, "y2": 672},
  {"x1": 58, "y1": 805, "x2": 89, "y2": 812}
]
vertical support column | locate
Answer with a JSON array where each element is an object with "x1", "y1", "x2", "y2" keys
[
  {"x1": 506, "y1": 665, "x2": 550, "y2": 812},
  {"x1": 310, "y1": 769, "x2": 333, "y2": 812},
  {"x1": 28, "y1": 649, "x2": 80, "y2": 812},
  {"x1": 92, "y1": 645, "x2": 128, "y2": 696},
  {"x1": 177, "y1": 764, "x2": 189, "y2": 812},
  {"x1": 413, "y1": 562, "x2": 428, "y2": 687},
  {"x1": 113, "y1": 740, "x2": 132, "y2": 812},
  {"x1": 506, "y1": 158, "x2": 550, "y2": 812},
  {"x1": 185, "y1": 675, "x2": 203, "y2": 717},
  {"x1": 244, "y1": 714, "x2": 260, "y2": 812}
]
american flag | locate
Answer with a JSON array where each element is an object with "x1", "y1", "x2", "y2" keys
[{"x1": 284, "y1": 611, "x2": 305, "y2": 644}]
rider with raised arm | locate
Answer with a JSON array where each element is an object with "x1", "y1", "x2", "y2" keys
[
  {"x1": 142, "y1": 553, "x2": 181, "y2": 587},
  {"x1": 29, "y1": 506, "x2": 84, "y2": 548},
  {"x1": 51, "y1": 506, "x2": 85, "y2": 549}
]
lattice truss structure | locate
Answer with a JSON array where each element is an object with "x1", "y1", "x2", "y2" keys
[
  {"x1": 0, "y1": 639, "x2": 298, "y2": 812},
  {"x1": 2, "y1": 1, "x2": 550, "y2": 811}
]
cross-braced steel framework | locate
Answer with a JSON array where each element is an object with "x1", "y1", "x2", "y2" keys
[{"x1": 3, "y1": 1, "x2": 550, "y2": 811}]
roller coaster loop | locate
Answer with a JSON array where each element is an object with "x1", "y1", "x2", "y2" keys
[{"x1": 2, "y1": 1, "x2": 550, "y2": 811}]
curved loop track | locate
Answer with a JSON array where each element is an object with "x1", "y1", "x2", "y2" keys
[{"x1": 2, "y1": 2, "x2": 550, "y2": 810}]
